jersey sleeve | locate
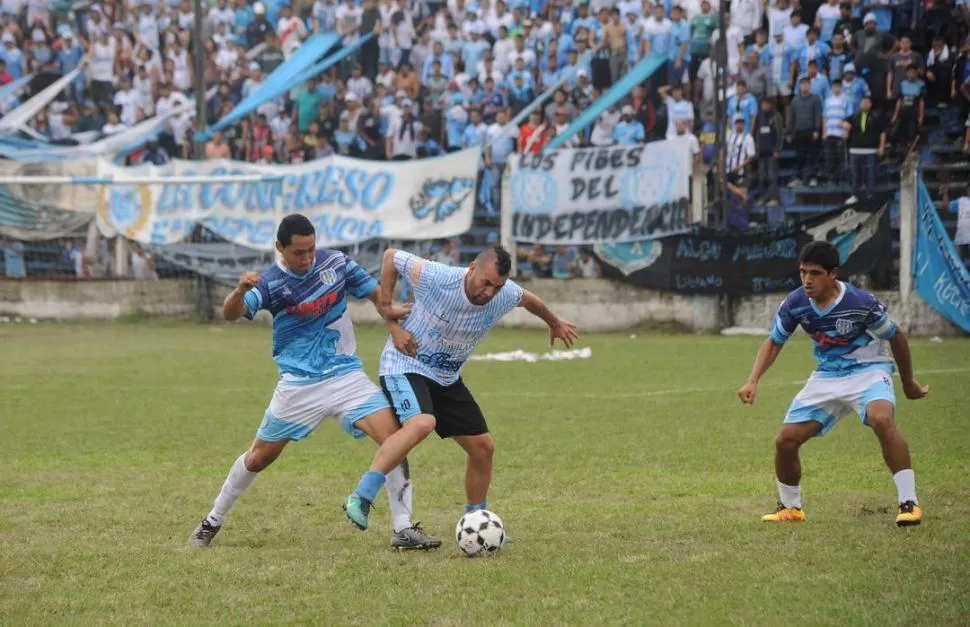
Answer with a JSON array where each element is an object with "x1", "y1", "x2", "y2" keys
[
  {"x1": 862, "y1": 293, "x2": 898, "y2": 340},
  {"x1": 243, "y1": 278, "x2": 270, "y2": 320},
  {"x1": 769, "y1": 295, "x2": 798, "y2": 345},
  {"x1": 505, "y1": 279, "x2": 525, "y2": 311},
  {"x1": 343, "y1": 254, "x2": 378, "y2": 299},
  {"x1": 393, "y1": 250, "x2": 445, "y2": 299}
]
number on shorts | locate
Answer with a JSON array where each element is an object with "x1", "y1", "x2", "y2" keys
[{"x1": 400, "y1": 399, "x2": 411, "y2": 410}]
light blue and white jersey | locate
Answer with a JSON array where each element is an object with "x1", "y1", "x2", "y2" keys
[
  {"x1": 379, "y1": 251, "x2": 524, "y2": 385},
  {"x1": 770, "y1": 281, "x2": 898, "y2": 378},
  {"x1": 245, "y1": 249, "x2": 377, "y2": 383},
  {"x1": 823, "y1": 94, "x2": 849, "y2": 138}
]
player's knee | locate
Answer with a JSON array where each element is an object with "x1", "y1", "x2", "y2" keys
[
  {"x1": 467, "y1": 434, "x2": 495, "y2": 462},
  {"x1": 405, "y1": 413, "x2": 436, "y2": 439},
  {"x1": 245, "y1": 447, "x2": 280, "y2": 472},
  {"x1": 866, "y1": 407, "x2": 895, "y2": 434},
  {"x1": 774, "y1": 430, "x2": 803, "y2": 453}
]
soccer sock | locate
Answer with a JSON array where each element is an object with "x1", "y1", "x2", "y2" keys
[
  {"x1": 777, "y1": 481, "x2": 802, "y2": 509},
  {"x1": 465, "y1": 499, "x2": 488, "y2": 513},
  {"x1": 353, "y1": 470, "x2": 386, "y2": 504},
  {"x1": 385, "y1": 461, "x2": 414, "y2": 534},
  {"x1": 893, "y1": 469, "x2": 918, "y2": 504},
  {"x1": 206, "y1": 454, "x2": 258, "y2": 526}
]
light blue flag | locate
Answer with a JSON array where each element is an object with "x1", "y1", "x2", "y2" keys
[
  {"x1": 545, "y1": 54, "x2": 667, "y2": 151},
  {"x1": 913, "y1": 180, "x2": 970, "y2": 332},
  {"x1": 0, "y1": 73, "x2": 33, "y2": 104},
  {"x1": 196, "y1": 33, "x2": 340, "y2": 140},
  {"x1": 291, "y1": 33, "x2": 375, "y2": 85}
]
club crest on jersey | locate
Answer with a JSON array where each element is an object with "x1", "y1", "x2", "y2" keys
[
  {"x1": 319, "y1": 269, "x2": 337, "y2": 286},
  {"x1": 835, "y1": 318, "x2": 854, "y2": 334}
]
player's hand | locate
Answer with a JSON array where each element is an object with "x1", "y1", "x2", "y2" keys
[
  {"x1": 902, "y1": 379, "x2": 929, "y2": 400},
  {"x1": 237, "y1": 271, "x2": 260, "y2": 292},
  {"x1": 548, "y1": 318, "x2": 578, "y2": 348},
  {"x1": 737, "y1": 381, "x2": 758, "y2": 406},
  {"x1": 383, "y1": 303, "x2": 412, "y2": 321},
  {"x1": 390, "y1": 324, "x2": 417, "y2": 357}
]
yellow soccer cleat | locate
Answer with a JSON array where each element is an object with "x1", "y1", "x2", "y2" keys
[
  {"x1": 761, "y1": 503, "x2": 807, "y2": 522},
  {"x1": 896, "y1": 501, "x2": 923, "y2": 527}
]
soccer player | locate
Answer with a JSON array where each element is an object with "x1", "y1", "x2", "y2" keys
[
  {"x1": 189, "y1": 214, "x2": 441, "y2": 550},
  {"x1": 737, "y1": 241, "x2": 928, "y2": 527},
  {"x1": 341, "y1": 245, "x2": 578, "y2": 531}
]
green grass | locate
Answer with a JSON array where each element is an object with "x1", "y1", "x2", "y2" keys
[{"x1": 2, "y1": 321, "x2": 969, "y2": 626}]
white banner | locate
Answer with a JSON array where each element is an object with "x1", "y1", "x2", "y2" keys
[
  {"x1": 507, "y1": 139, "x2": 692, "y2": 245},
  {"x1": 95, "y1": 148, "x2": 481, "y2": 249}
]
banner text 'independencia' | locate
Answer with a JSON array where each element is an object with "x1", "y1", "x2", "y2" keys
[{"x1": 511, "y1": 198, "x2": 690, "y2": 243}]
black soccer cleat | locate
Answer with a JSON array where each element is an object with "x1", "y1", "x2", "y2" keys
[{"x1": 189, "y1": 519, "x2": 222, "y2": 547}]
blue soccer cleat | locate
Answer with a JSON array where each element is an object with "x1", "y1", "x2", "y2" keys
[{"x1": 342, "y1": 494, "x2": 372, "y2": 530}]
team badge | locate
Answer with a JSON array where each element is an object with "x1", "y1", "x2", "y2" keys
[
  {"x1": 319, "y1": 269, "x2": 337, "y2": 286},
  {"x1": 835, "y1": 318, "x2": 854, "y2": 334}
]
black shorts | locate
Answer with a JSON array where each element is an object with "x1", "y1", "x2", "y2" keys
[{"x1": 379, "y1": 373, "x2": 488, "y2": 439}]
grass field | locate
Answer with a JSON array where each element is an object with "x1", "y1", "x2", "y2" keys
[{"x1": 2, "y1": 321, "x2": 969, "y2": 626}]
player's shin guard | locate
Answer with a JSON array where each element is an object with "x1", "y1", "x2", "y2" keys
[
  {"x1": 385, "y1": 461, "x2": 414, "y2": 534},
  {"x1": 207, "y1": 453, "x2": 258, "y2": 526}
]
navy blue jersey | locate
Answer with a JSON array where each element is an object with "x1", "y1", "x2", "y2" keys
[
  {"x1": 770, "y1": 282, "x2": 898, "y2": 377},
  {"x1": 244, "y1": 249, "x2": 377, "y2": 381}
]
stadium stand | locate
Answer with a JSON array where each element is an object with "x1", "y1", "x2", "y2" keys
[{"x1": 0, "y1": 0, "x2": 967, "y2": 281}]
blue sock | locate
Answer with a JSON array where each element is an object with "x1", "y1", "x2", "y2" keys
[
  {"x1": 353, "y1": 470, "x2": 385, "y2": 503},
  {"x1": 465, "y1": 499, "x2": 487, "y2": 513}
]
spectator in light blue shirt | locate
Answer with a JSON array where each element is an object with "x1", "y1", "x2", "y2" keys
[
  {"x1": 613, "y1": 105, "x2": 646, "y2": 144},
  {"x1": 462, "y1": 109, "x2": 488, "y2": 148},
  {"x1": 541, "y1": 58, "x2": 562, "y2": 91},
  {"x1": 798, "y1": 59, "x2": 831, "y2": 101},
  {"x1": 669, "y1": 6, "x2": 691, "y2": 84},
  {"x1": 422, "y1": 41, "x2": 455, "y2": 82},
  {"x1": 784, "y1": 11, "x2": 809, "y2": 49},
  {"x1": 840, "y1": 63, "x2": 870, "y2": 116},
  {"x1": 462, "y1": 30, "x2": 491, "y2": 80},
  {"x1": 725, "y1": 80, "x2": 759, "y2": 134},
  {"x1": 794, "y1": 28, "x2": 829, "y2": 79}
]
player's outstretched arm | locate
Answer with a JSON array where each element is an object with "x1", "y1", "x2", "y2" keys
[
  {"x1": 519, "y1": 290, "x2": 579, "y2": 348},
  {"x1": 890, "y1": 330, "x2": 930, "y2": 400},
  {"x1": 738, "y1": 339, "x2": 784, "y2": 406},
  {"x1": 223, "y1": 271, "x2": 260, "y2": 321},
  {"x1": 378, "y1": 247, "x2": 402, "y2": 309}
]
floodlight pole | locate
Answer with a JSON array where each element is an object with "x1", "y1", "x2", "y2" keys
[{"x1": 193, "y1": 0, "x2": 214, "y2": 321}]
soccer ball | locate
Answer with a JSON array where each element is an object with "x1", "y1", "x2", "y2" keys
[{"x1": 455, "y1": 509, "x2": 506, "y2": 557}]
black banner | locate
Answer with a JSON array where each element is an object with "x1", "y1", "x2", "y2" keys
[{"x1": 594, "y1": 195, "x2": 893, "y2": 295}]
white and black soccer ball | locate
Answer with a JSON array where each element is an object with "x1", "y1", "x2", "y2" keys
[{"x1": 455, "y1": 509, "x2": 506, "y2": 557}]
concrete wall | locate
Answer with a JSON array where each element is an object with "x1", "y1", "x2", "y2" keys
[
  {"x1": 0, "y1": 279, "x2": 198, "y2": 319},
  {"x1": 0, "y1": 278, "x2": 963, "y2": 336}
]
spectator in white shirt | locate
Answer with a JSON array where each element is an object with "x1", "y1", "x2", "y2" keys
[{"x1": 386, "y1": 98, "x2": 422, "y2": 159}]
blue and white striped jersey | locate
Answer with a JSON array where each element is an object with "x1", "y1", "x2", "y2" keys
[
  {"x1": 379, "y1": 251, "x2": 524, "y2": 386},
  {"x1": 770, "y1": 281, "x2": 898, "y2": 377},
  {"x1": 244, "y1": 249, "x2": 376, "y2": 383}
]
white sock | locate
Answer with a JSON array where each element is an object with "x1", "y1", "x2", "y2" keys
[
  {"x1": 385, "y1": 461, "x2": 414, "y2": 533},
  {"x1": 893, "y1": 469, "x2": 918, "y2": 504},
  {"x1": 777, "y1": 481, "x2": 802, "y2": 509},
  {"x1": 206, "y1": 454, "x2": 258, "y2": 526}
]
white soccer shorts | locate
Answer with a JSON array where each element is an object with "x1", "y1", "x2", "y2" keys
[
  {"x1": 256, "y1": 370, "x2": 390, "y2": 442},
  {"x1": 783, "y1": 366, "x2": 896, "y2": 436}
]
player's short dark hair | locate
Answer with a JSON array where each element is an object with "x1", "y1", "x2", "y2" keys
[
  {"x1": 277, "y1": 214, "x2": 315, "y2": 248},
  {"x1": 478, "y1": 245, "x2": 512, "y2": 277},
  {"x1": 798, "y1": 241, "x2": 840, "y2": 272}
]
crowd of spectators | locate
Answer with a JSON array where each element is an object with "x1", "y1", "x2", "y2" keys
[
  {"x1": 0, "y1": 1, "x2": 967, "y2": 184},
  {"x1": 0, "y1": 0, "x2": 969, "y2": 278}
]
